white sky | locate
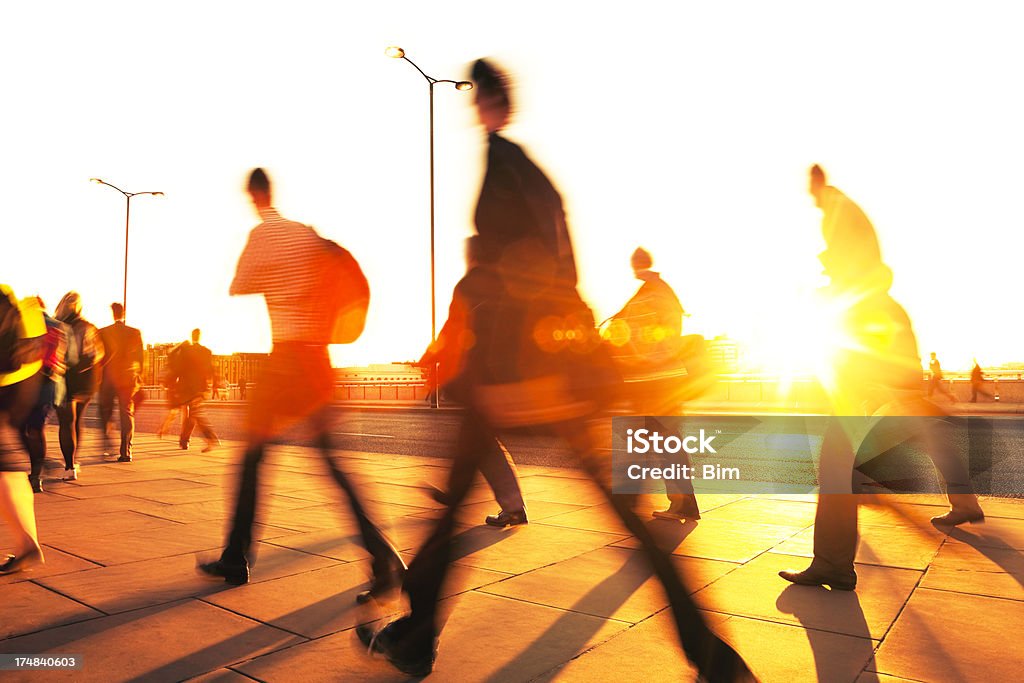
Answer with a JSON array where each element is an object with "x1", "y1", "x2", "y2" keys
[{"x1": 3, "y1": 1, "x2": 1021, "y2": 371}]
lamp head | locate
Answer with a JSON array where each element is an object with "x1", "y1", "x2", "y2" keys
[
  {"x1": 385, "y1": 46, "x2": 405, "y2": 59},
  {"x1": 90, "y1": 177, "x2": 103, "y2": 184},
  {"x1": 152, "y1": 191, "x2": 165, "y2": 196},
  {"x1": 455, "y1": 81, "x2": 473, "y2": 91}
]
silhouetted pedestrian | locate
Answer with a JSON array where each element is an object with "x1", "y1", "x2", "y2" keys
[
  {"x1": 359, "y1": 60, "x2": 753, "y2": 682},
  {"x1": 928, "y1": 351, "x2": 957, "y2": 402},
  {"x1": 55, "y1": 292, "x2": 104, "y2": 476},
  {"x1": 0, "y1": 285, "x2": 46, "y2": 574},
  {"x1": 197, "y1": 168, "x2": 404, "y2": 592},
  {"x1": 20, "y1": 299, "x2": 69, "y2": 492},
  {"x1": 174, "y1": 329, "x2": 219, "y2": 452},
  {"x1": 970, "y1": 361, "x2": 995, "y2": 402},
  {"x1": 98, "y1": 302, "x2": 143, "y2": 462}
]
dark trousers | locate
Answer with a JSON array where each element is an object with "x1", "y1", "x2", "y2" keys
[
  {"x1": 479, "y1": 438, "x2": 526, "y2": 512},
  {"x1": 401, "y1": 412, "x2": 750, "y2": 680},
  {"x1": 56, "y1": 398, "x2": 90, "y2": 469},
  {"x1": 21, "y1": 382, "x2": 55, "y2": 480},
  {"x1": 221, "y1": 411, "x2": 405, "y2": 580},
  {"x1": 179, "y1": 397, "x2": 218, "y2": 448},
  {"x1": 99, "y1": 381, "x2": 135, "y2": 459}
]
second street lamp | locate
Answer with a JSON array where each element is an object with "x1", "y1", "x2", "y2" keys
[
  {"x1": 386, "y1": 46, "x2": 472, "y2": 409},
  {"x1": 90, "y1": 178, "x2": 164, "y2": 322}
]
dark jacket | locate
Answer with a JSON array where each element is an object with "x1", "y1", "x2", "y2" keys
[
  {"x1": 176, "y1": 342, "x2": 214, "y2": 402},
  {"x1": 99, "y1": 321, "x2": 143, "y2": 390}
]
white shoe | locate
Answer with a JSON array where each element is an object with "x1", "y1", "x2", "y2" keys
[{"x1": 64, "y1": 465, "x2": 80, "y2": 481}]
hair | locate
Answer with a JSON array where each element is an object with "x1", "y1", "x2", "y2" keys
[
  {"x1": 192, "y1": 328, "x2": 201, "y2": 342},
  {"x1": 810, "y1": 164, "x2": 826, "y2": 185},
  {"x1": 247, "y1": 168, "x2": 271, "y2": 198},
  {"x1": 111, "y1": 302, "x2": 125, "y2": 320},
  {"x1": 471, "y1": 58, "x2": 512, "y2": 111},
  {"x1": 631, "y1": 247, "x2": 653, "y2": 270},
  {"x1": 55, "y1": 291, "x2": 82, "y2": 321}
]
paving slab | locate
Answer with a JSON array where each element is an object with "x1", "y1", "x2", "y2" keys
[
  {"x1": 1, "y1": 582, "x2": 103, "y2": 640},
  {"x1": 479, "y1": 546, "x2": 736, "y2": 623},
  {"x1": 0, "y1": 599, "x2": 302, "y2": 683},
  {"x1": 870, "y1": 588, "x2": 1024, "y2": 682},
  {"x1": 693, "y1": 552, "x2": 921, "y2": 639},
  {"x1": 771, "y1": 523, "x2": 945, "y2": 570},
  {"x1": 449, "y1": 523, "x2": 627, "y2": 575},
  {"x1": 0, "y1": 546, "x2": 102, "y2": 586},
  {"x1": 701, "y1": 498, "x2": 819, "y2": 528},
  {"x1": 613, "y1": 516, "x2": 805, "y2": 563},
  {"x1": 920, "y1": 539, "x2": 1024, "y2": 601}
]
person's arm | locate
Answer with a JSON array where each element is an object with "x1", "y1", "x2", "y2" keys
[{"x1": 230, "y1": 229, "x2": 264, "y2": 295}]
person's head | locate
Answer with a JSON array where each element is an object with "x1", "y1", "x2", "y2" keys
[
  {"x1": 55, "y1": 291, "x2": 82, "y2": 321},
  {"x1": 191, "y1": 328, "x2": 201, "y2": 343},
  {"x1": 631, "y1": 247, "x2": 653, "y2": 277},
  {"x1": 809, "y1": 164, "x2": 826, "y2": 203},
  {"x1": 247, "y1": 168, "x2": 272, "y2": 210},
  {"x1": 930, "y1": 352, "x2": 937, "y2": 360},
  {"x1": 471, "y1": 59, "x2": 512, "y2": 133},
  {"x1": 111, "y1": 302, "x2": 125, "y2": 322}
]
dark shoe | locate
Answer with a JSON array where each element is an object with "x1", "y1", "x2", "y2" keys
[
  {"x1": 0, "y1": 547, "x2": 44, "y2": 575},
  {"x1": 179, "y1": 442, "x2": 189, "y2": 450},
  {"x1": 117, "y1": 455, "x2": 132, "y2": 463},
  {"x1": 932, "y1": 509, "x2": 985, "y2": 527},
  {"x1": 201, "y1": 440, "x2": 221, "y2": 454},
  {"x1": 652, "y1": 496, "x2": 701, "y2": 521},
  {"x1": 426, "y1": 483, "x2": 453, "y2": 507},
  {"x1": 778, "y1": 567, "x2": 856, "y2": 591},
  {"x1": 485, "y1": 509, "x2": 528, "y2": 528},
  {"x1": 28, "y1": 476, "x2": 43, "y2": 494},
  {"x1": 357, "y1": 617, "x2": 436, "y2": 677},
  {"x1": 196, "y1": 558, "x2": 249, "y2": 585},
  {"x1": 356, "y1": 565, "x2": 405, "y2": 604}
]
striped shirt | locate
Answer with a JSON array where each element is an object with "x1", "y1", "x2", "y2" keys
[{"x1": 230, "y1": 208, "x2": 333, "y2": 344}]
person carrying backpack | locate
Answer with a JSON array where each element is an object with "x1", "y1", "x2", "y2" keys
[{"x1": 55, "y1": 291, "x2": 104, "y2": 479}]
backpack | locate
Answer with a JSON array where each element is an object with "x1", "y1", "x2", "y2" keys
[
  {"x1": 0, "y1": 287, "x2": 45, "y2": 385},
  {"x1": 321, "y1": 239, "x2": 370, "y2": 344}
]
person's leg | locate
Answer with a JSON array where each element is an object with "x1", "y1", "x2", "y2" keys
[
  {"x1": 98, "y1": 382, "x2": 115, "y2": 451},
  {"x1": 57, "y1": 401, "x2": 75, "y2": 468},
  {"x1": 20, "y1": 402, "x2": 47, "y2": 488},
  {"x1": 780, "y1": 419, "x2": 858, "y2": 588},
  {"x1": 72, "y1": 399, "x2": 87, "y2": 465},
  {"x1": 360, "y1": 415, "x2": 493, "y2": 673},
  {"x1": 560, "y1": 418, "x2": 752, "y2": 682},
  {"x1": 117, "y1": 386, "x2": 135, "y2": 460},
  {"x1": 0, "y1": 380, "x2": 45, "y2": 572},
  {"x1": 478, "y1": 437, "x2": 527, "y2": 521},
  {"x1": 189, "y1": 398, "x2": 219, "y2": 448},
  {"x1": 179, "y1": 401, "x2": 196, "y2": 449},
  {"x1": 310, "y1": 410, "x2": 405, "y2": 597}
]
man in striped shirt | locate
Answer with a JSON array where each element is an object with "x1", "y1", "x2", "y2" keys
[{"x1": 198, "y1": 168, "x2": 405, "y2": 593}]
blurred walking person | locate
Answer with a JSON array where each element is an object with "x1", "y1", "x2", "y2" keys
[
  {"x1": 55, "y1": 292, "x2": 104, "y2": 477},
  {"x1": 198, "y1": 168, "x2": 405, "y2": 591},
  {"x1": 779, "y1": 164, "x2": 984, "y2": 592},
  {"x1": 174, "y1": 328, "x2": 219, "y2": 452},
  {"x1": 927, "y1": 352, "x2": 957, "y2": 402},
  {"x1": 0, "y1": 285, "x2": 47, "y2": 574},
  {"x1": 20, "y1": 299, "x2": 69, "y2": 492},
  {"x1": 419, "y1": 236, "x2": 528, "y2": 528},
  {"x1": 359, "y1": 60, "x2": 753, "y2": 682},
  {"x1": 608, "y1": 247, "x2": 700, "y2": 522},
  {"x1": 970, "y1": 360, "x2": 995, "y2": 403},
  {"x1": 156, "y1": 341, "x2": 186, "y2": 439},
  {"x1": 98, "y1": 302, "x2": 143, "y2": 462}
]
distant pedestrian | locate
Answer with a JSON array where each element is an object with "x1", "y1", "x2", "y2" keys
[
  {"x1": 20, "y1": 299, "x2": 70, "y2": 492},
  {"x1": 970, "y1": 361, "x2": 996, "y2": 402},
  {"x1": 0, "y1": 285, "x2": 46, "y2": 574},
  {"x1": 174, "y1": 328, "x2": 219, "y2": 452},
  {"x1": 98, "y1": 303, "x2": 143, "y2": 462},
  {"x1": 197, "y1": 168, "x2": 403, "y2": 592},
  {"x1": 237, "y1": 371, "x2": 247, "y2": 400},
  {"x1": 927, "y1": 352, "x2": 957, "y2": 402},
  {"x1": 55, "y1": 292, "x2": 104, "y2": 477}
]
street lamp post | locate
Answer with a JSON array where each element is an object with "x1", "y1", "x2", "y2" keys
[
  {"x1": 90, "y1": 178, "x2": 164, "y2": 322},
  {"x1": 386, "y1": 46, "x2": 472, "y2": 408}
]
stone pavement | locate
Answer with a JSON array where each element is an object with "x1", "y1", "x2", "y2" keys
[{"x1": 1, "y1": 433, "x2": 1022, "y2": 683}]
